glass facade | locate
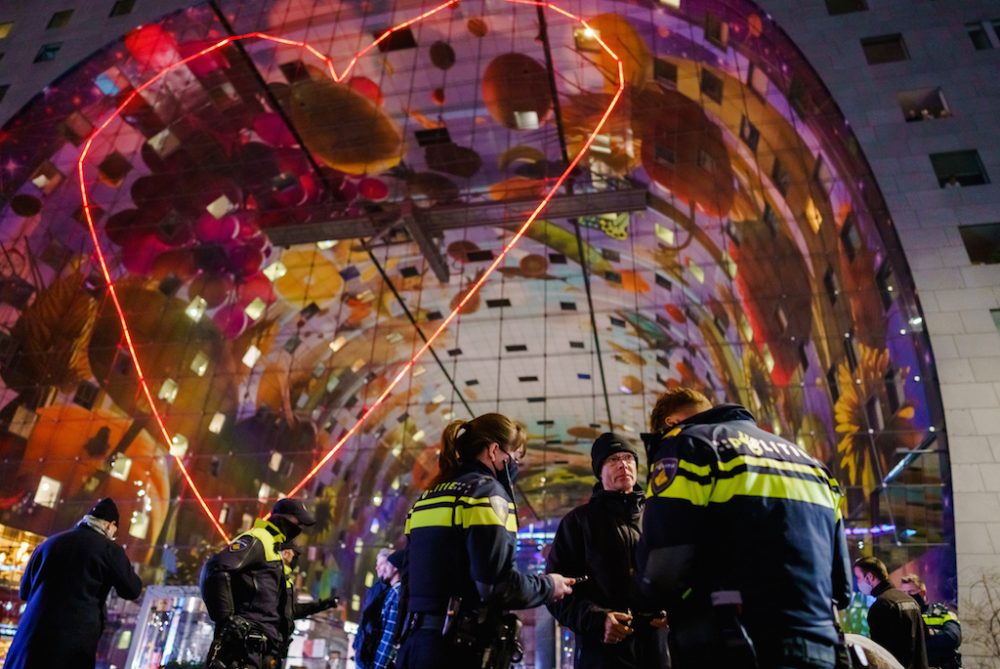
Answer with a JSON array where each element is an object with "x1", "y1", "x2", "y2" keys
[{"x1": 0, "y1": 0, "x2": 954, "y2": 631}]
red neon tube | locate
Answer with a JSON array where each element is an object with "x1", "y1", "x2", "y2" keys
[{"x1": 78, "y1": 1, "x2": 624, "y2": 540}]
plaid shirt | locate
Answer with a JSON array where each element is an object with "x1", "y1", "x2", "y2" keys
[{"x1": 373, "y1": 582, "x2": 401, "y2": 669}]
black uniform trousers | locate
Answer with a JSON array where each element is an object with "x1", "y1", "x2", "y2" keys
[{"x1": 395, "y1": 629, "x2": 479, "y2": 669}]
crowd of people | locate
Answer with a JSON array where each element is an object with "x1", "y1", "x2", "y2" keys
[{"x1": 1, "y1": 387, "x2": 963, "y2": 669}]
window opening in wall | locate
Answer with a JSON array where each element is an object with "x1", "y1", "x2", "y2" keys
[
  {"x1": 0, "y1": 84, "x2": 8, "y2": 103},
  {"x1": 739, "y1": 115, "x2": 760, "y2": 152},
  {"x1": 965, "y1": 19, "x2": 1000, "y2": 50},
  {"x1": 814, "y1": 155, "x2": 835, "y2": 194},
  {"x1": 930, "y1": 150, "x2": 990, "y2": 188},
  {"x1": 876, "y1": 260, "x2": 896, "y2": 310},
  {"x1": 840, "y1": 212, "x2": 860, "y2": 262},
  {"x1": 861, "y1": 33, "x2": 909, "y2": 64},
  {"x1": 991, "y1": 309, "x2": 1000, "y2": 338},
  {"x1": 47, "y1": 9, "x2": 74, "y2": 29},
  {"x1": 0, "y1": 22, "x2": 12, "y2": 39},
  {"x1": 827, "y1": 364, "x2": 840, "y2": 403},
  {"x1": 704, "y1": 12, "x2": 729, "y2": 49},
  {"x1": 885, "y1": 367, "x2": 904, "y2": 415},
  {"x1": 110, "y1": 0, "x2": 137, "y2": 17},
  {"x1": 654, "y1": 58, "x2": 677, "y2": 88},
  {"x1": 958, "y1": 223, "x2": 1000, "y2": 265},
  {"x1": 826, "y1": 0, "x2": 867, "y2": 15},
  {"x1": 34, "y1": 42, "x2": 62, "y2": 63},
  {"x1": 823, "y1": 266, "x2": 840, "y2": 305},
  {"x1": 746, "y1": 62, "x2": 768, "y2": 97},
  {"x1": 897, "y1": 87, "x2": 951, "y2": 122},
  {"x1": 700, "y1": 68, "x2": 723, "y2": 104},
  {"x1": 771, "y1": 156, "x2": 791, "y2": 196}
]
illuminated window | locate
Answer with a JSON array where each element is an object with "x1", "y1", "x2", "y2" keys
[
  {"x1": 860, "y1": 34, "x2": 909, "y2": 65},
  {"x1": 34, "y1": 42, "x2": 63, "y2": 63},
  {"x1": 959, "y1": 223, "x2": 1000, "y2": 265},
  {"x1": 826, "y1": 0, "x2": 867, "y2": 15},
  {"x1": 897, "y1": 87, "x2": 950, "y2": 122},
  {"x1": 109, "y1": 0, "x2": 136, "y2": 17},
  {"x1": 47, "y1": 10, "x2": 74, "y2": 29},
  {"x1": 930, "y1": 150, "x2": 990, "y2": 188},
  {"x1": 33, "y1": 476, "x2": 61, "y2": 508},
  {"x1": 700, "y1": 69, "x2": 723, "y2": 104},
  {"x1": 0, "y1": 22, "x2": 13, "y2": 39}
]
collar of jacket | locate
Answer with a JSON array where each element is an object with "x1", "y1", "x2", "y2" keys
[
  {"x1": 255, "y1": 517, "x2": 287, "y2": 543},
  {"x1": 460, "y1": 459, "x2": 499, "y2": 480},
  {"x1": 872, "y1": 580, "x2": 894, "y2": 598},
  {"x1": 591, "y1": 483, "x2": 644, "y2": 516},
  {"x1": 640, "y1": 404, "x2": 756, "y2": 453}
]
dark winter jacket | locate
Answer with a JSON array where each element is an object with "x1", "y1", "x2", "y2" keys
[
  {"x1": 546, "y1": 485, "x2": 666, "y2": 669},
  {"x1": 3, "y1": 524, "x2": 142, "y2": 669},
  {"x1": 353, "y1": 580, "x2": 390, "y2": 669},
  {"x1": 868, "y1": 581, "x2": 929, "y2": 669},
  {"x1": 199, "y1": 519, "x2": 290, "y2": 644}
]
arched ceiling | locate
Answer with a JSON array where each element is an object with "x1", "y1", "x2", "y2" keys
[{"x1": 0, "y1": 0, "x2": 953, "y2": 602}]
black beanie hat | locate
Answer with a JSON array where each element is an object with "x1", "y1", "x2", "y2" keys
[
  {"x1": 387, "y1": 549, "x2": 407, "y2": 571},
  {"x1": 591, "y1": 433, "x2": 638, "y2": 478},
  {"x1": 89, "y1": 497, "x2": 119, "y2": 524}
]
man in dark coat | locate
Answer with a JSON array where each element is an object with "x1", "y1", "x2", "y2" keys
[
  {"x1": 353, "y1": 548, "x2": 392, "y2": 669},
  {"x1": 854, "y1": 557, "x2": 929, "y2": 669},
  {"x1": 546, "y1": 433, "x2": 667, "y2": 669},
  {"x1": 3, "y1": 498, "x2": 143, "y2": 669}
]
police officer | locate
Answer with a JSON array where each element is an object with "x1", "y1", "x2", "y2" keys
[
  {"x1": 900, "y1": 574, "x2": 961, "y2": 669},
  {"x1": 200, "y1": 498, "x2": 316, "y2": 669},
  {"x1": 638, "y1": 388, "x2": 852, "y2": 669},
  {"x1": 396, "y1": 413, "x2": 575, "y2": 669}
]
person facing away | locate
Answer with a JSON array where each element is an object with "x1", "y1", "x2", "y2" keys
[
  {"x1": 3, "y1": 498, "x2": 143, "y2": 669},
  {"x1": 199, "y1": 497, "x2": 316, "y2": 669},
  {"x1": 899, "y1": 574, "x2": 961, "y2": 669},
  {"x1": 373, "y1": 549, "x2": 406, "y2": 669},
  {"x1": 546, "y1": 432, "x2": 667, "y2": 669},
  {"x1": 275, "y1": 541, "x2": 340, "y2": 661},
  {"x1": 396, "y1": 413, "x2": 575, "y2": 669},
  {"x1": 854, "y1": 557, "x2": 929, "y2": 669},
  {"x1": 637, "y1": 387, "x2": 852, "y2": 669},
  {"x1": 354, "y1": 548, "x2": 393, "y2": 669}
]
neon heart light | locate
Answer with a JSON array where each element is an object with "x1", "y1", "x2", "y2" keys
[{"x1": 78, "y1": 0, "x2": 624, "y2": 542}]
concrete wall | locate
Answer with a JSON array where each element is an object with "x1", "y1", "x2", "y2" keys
[{"x1": 756, "y1": 0, "x2": 1000, "y2": 664}]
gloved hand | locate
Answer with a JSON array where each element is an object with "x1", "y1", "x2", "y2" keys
[{"x1": 317, "y1": 595, "x2": 340, "y2": 611}]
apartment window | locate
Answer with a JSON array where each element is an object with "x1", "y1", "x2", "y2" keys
[
  {"x1": 897, "y1": 87, "x2": 951, "y2": 122},
  {"x1": 861, "y1": 34, "x2": 909, "y2": 64},
  {"x1": 47, "y1": 9, "x2": 74, "y2": 29},
  {"x1": 966, "y1": 20, "x2": 1000, "y2": 50},
  {"x1": 704, "y1": 12, "x2": 729, "y2": 49},
  {"x1": 654, "y1": 58, "x2": 677, "y2": 88},
  {"x1": 876, "y1": 260, "x2": 896, "y2": 310},
  {"x1": 0, "y1": 22, "x2": 12, "y2": 39},
  {"x1": 929, "y1": 150, "x2": 990, "y2": 188},
  {"x1": 771, "y1": 157, "x2": 791, "y2": 196},
  {"x1": 958, "y1": 223, "x2": 1000, "y2": 265},
  {"x1": 0, "y1": 84, "x2": 8, "y2": 103},
  {"x1": 34, "y1": 42, "x2": 62, "y2": 63},
  {"x1": 739, "y1": 116, "x2": 760, "y2": 152},
  {"x1": 823, "y1": 266, "x2": 840, "y2": 305},
  {"x1": 991, "y1": 309, "x2": 1000, "y2": 337},
  {"x1": 700, "y1": 68, "x2": 723, "y2": 104},
  {"x1": 826, "y1": 0, "x2": 867, "y2": 14},
  {"x1": 747, "y1": 63, "x2": 768, "y2": 97},
  {"x1": 841, "y1": 212, "x2": 860, "y2": 262},
  {"x1": 110, "y1": 0, "x2": 137, "y2": 17}
]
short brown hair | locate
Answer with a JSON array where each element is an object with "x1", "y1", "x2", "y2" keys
[
  {"x1": 650, "y1": 388, "x2": 711, "y2": 431},
  {"x1": 854, "y1": 556, "x2": 889, "y2": 582}
]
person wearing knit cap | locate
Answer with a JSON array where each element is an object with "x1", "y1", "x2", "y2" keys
[
  {"x1": 545, "y1": 434, "x2": 668, "y2": 669},
  {"x1": 4, "y1": 498, "x2": 142, "y2": 669}
]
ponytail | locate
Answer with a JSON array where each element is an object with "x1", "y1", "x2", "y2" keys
[{"x1": 427, "y1": 413, "x2": 525, "y2": 488}]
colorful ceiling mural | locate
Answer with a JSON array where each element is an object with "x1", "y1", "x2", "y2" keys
[{"x1": 0, "y1": 0, "x2": 955, "y2": 608}]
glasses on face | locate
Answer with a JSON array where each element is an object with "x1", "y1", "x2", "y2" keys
[{"x1": 605, "y1": 453, "x2": 636, "y2": 467}]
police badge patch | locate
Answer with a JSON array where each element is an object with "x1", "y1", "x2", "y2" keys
[
  {"x1": 228, "y1": 536, "x2": 250, "y2": 552},
  {"x1": 650, "y1": 458, "x2": 680, "y2": 495}
]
